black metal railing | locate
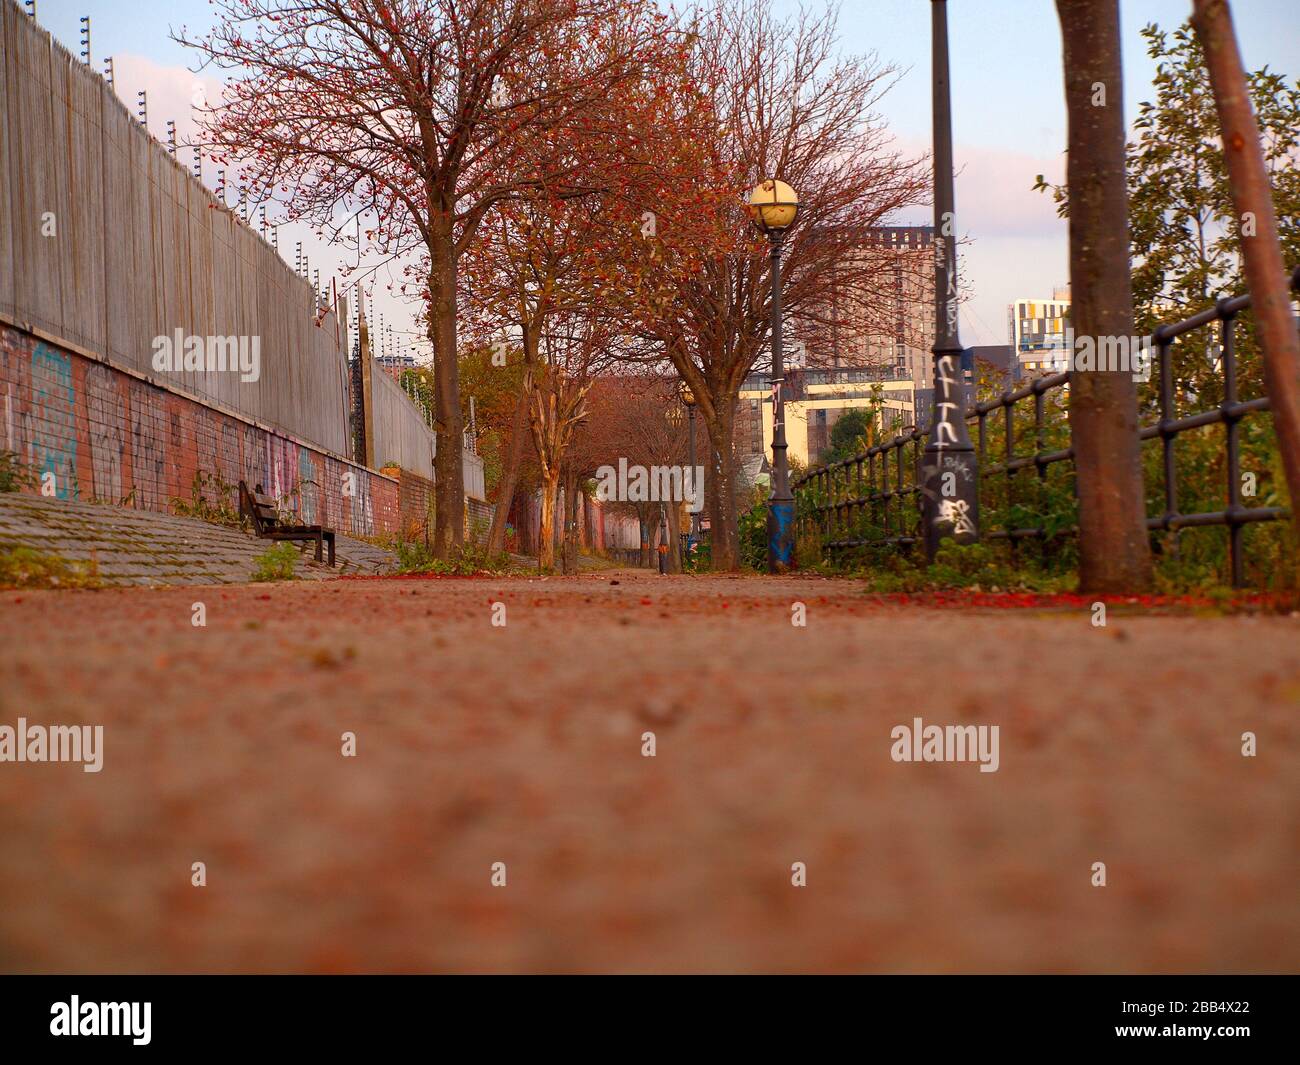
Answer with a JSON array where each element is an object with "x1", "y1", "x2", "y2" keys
[
  {"x1": 971, "y1": 369, "x2": 1072, "y2": 546},
  {"x1": 795, "y1": 268, "x2": 1299, "y2": 586},
  {"x1": 798, "y1": 426, "x2": 928, "y2": 550}
]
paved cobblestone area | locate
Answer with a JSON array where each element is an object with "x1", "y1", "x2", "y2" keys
[
  {"x1": 0, "y1": 494, "x2": 396, "y2": 585},
  {"x1": 1, "y1": 574, "x2": 1296, "y2": 973}
]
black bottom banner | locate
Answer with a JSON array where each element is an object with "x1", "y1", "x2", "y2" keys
[{"x1": 0, "y1": 975, "x2": 1289, "y2": 1053}]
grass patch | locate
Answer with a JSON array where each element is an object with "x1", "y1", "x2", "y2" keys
[
  {"x1": 251, "y1": 542, "x2": 299, "y2": 582},
  {"x1": 813, "y1": 541, "x2": 1075, "y2": 595},
  {"x1": 394, "y1": 537, "x2": 512, "y2": 576},
  {"x1": 0, "y1": 546, "x2": 102, "y2": 590}
]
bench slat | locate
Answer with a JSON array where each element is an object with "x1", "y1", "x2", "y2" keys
[{"x1": 238, "y1": 479, "x2": 335, "y2": 566}]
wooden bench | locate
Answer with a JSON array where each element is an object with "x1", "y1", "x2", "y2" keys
[{"x1": 238, "y1": 480, "x2": 336, "y2": 567}]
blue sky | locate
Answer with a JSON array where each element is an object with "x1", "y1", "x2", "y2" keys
[{"x1": 33, "y1": 0, "x2": 1300, "y2": 347}]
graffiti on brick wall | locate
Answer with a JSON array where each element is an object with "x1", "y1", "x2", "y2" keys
[
  {"x1": 392, "y1": 469, "x2": 436, "y2": 542},
  {"x1": 242, "y1": 430, "x2": 387, "y2": 536},
  {"x1": 4, "y1": 385, "x2": 11, "y2": 453},
  {"x1": 130, "y1": 388, "x2": 167, "y2": 512},
  {"x1": 265, "y1": 435, "x2": 294, "y2": 507},
  {"x1": 238, "y1": 423, "x2": 261, "y2": 501},
  {"x1": 85, "y1": 363, "x2": 125, "y2": 502},
  {"x1": 298, "y1": 447, "x2": 319, "y2": 526},
  {"x1": 28, "y1": 344, "x2": 79, "y2": 499},
  {"x1": 1, "y1": 323, "x2": 400, "y2": 537},
  {"x1": 252, "y1": 425, "x2": 395, "y2": 536},
  {"x1": 347, "y1": 467, "x2": 377, "y2": 537}
]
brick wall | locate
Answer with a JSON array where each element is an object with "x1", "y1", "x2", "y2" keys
[
  {"x1": 1, "y1": 322, "x2": 399, "y2": 536},
  {"x1": 467, "y1": 498, "x2": 494, "y2": 545},
  {"x1": 382, "y1": 465, "x2": 434, "y2": 542},
  {"x1": 381, "y1": 464, "x2": 495, "y2": 547}
]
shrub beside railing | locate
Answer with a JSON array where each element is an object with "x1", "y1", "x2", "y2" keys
[{"x1": 795, "y1": 269, "x2": 1299, "y2": 590}]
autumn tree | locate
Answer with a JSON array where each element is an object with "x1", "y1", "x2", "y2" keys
[
  {"x1": 180, "y1": 0, "x2": 670, "y2": 558},
  {"x1": 459, "y1": 187, "x2": 632, "y2": 570},
  {"x1": 458, "y1": 23, "x2": 707, "y2": 568},
  {"x1": 618, "y1": 0, "x2": 927, "y2": 569},
  {"x1": 454, "y1": 343, "x2": 528, "y2": 518},
  {"x1": 529, "y1": 312, "x2": 625, "y2": 569},
  {"x1": 582, "y1": 374, "x2": 693, "y2": 572}
]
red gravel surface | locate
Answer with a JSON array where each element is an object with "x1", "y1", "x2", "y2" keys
[{"x1": 1, "y1": 572, "x2": 1296, "y2": 973}]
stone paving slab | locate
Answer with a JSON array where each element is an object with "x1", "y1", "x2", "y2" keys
[{"x1": 0, "y1": 493, "x2": 396, "y2": 586}]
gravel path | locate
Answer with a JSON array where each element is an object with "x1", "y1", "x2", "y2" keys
[{"x1": 1, "y1": 572, "x2": 1296, "y2": 973}]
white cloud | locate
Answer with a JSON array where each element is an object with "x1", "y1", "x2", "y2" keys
[
  {"x1": 110, "y1": 53, "x2": 221, "y2": 149},
  {"x1": 890, "y1": 135, "x2": 1069, "y2": 345}
]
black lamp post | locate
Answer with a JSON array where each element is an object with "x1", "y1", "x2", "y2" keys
[
  {"x1": 922, "y1": 0, "x2": 979, "y2": 556},
  {"x1": 748, "y1": 178, "x2": 801, "y2": 572},
  {"x1": 678, "y1": 381, "x2": 698, "y2": 542}
]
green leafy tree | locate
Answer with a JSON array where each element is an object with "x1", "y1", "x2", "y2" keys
[
  {"x1": 813, "y1": 385, "x2": 898, "y2": 467},
  {"x1": 1126, "y1": 22, "x2": 1300, "y2": 334},
  {"x1": 823, "y1": 408, "x2": 872, "y2": 464},
  {"x1": 1036, "y1": 20, "x2": 1300, "y2": 341},
  {"x1": 1019, "y1": 19, "x2": 1300, "y2": 590}
]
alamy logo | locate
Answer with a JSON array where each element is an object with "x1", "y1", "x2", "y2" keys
[
  {"x1": 1063, "y1": 329, "x2": 1153, "y2": 382},
  {"x1": 0, "y1": 718, "x2": 103, "y2": 772},
  {"x1": 50, "y1": 997, "x2": 151, "y2": 1045},
  {"x1": 151, "y1": 329, "x2": 261, "y2": 383},
  {"x1": 594, "y1": 459, "x2": 705, "y2": 513},
  {"x1": 891, "y1": 717, "x2": 1000, "y2": 773}
]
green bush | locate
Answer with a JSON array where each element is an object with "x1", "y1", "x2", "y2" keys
[
  {"x1": 738, "y1": 499, "x2": 769, "y2": 572},
  {"x1": 0, "y1": 450, "x2": 37, "y2": 494},
  {"x1": 796, "y1": 360, "x2": 1295, "y2": 593},
  {"x1": 251, "y1": 542, "x2": 299, "y2": 582},
  {"x1": 395, "y1": 536, "x2": 510, "y2": 576},
  {"x1": 171, "y1": 470, "x2": 243, "y2": 527}
]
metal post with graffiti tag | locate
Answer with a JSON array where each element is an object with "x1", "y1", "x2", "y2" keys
[{"x1": 922, "y1": 0, "x2": 979, "y2": 557}]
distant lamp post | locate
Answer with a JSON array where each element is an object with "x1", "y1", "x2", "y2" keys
[
  {"x1": 923, "y1": 0, "x2": 979, "y2": 556},
  {"x1": 747, "y1": 178, "x2": 800, "y2": 572},
  {"x1": 678, "y1": 381, "x2": 699, "y2": 541},
  {"x1": 662, "y1": 402, "x2": 686, "y2": 574}
]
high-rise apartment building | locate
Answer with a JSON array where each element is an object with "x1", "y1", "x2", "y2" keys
[
  {"x1": 860, "y1": 226, "x2": 936, "y2": 391},
  {"x1": 1009, "y1": 286, "x2": 1072, "y2": 375},
  {"x1": 803, "y1": 224, "x2": 935, "y2": 389}
]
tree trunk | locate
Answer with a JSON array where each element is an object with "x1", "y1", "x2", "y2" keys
[
  {"x1": 1056, "y1": 0, "x2": 1153, "y2": 593},
  {"x1": 554, "y1": 478, "x2": 564, "y2": 555},
  {"x1": 538, "y1": 470, "x2": 559, "y2": 571},
  {"x1": 428, "y1": 235, "x2": 465, "y2": 560},
  {"x1": 1192, "y1": 0, "x2": 1300, "y2": 560},
  {"x1": 665, "y1": 499, "x2": 682, "y2": 573},
  {"x1": 561, "y1": 466, "x2": 580, "y2": 574},
  {"x1": 703, "y1": 392, "x2": 741, "y2": 571},
  {"x1": 487, "y1": 385, "x2": 529, "y2": 556}
]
